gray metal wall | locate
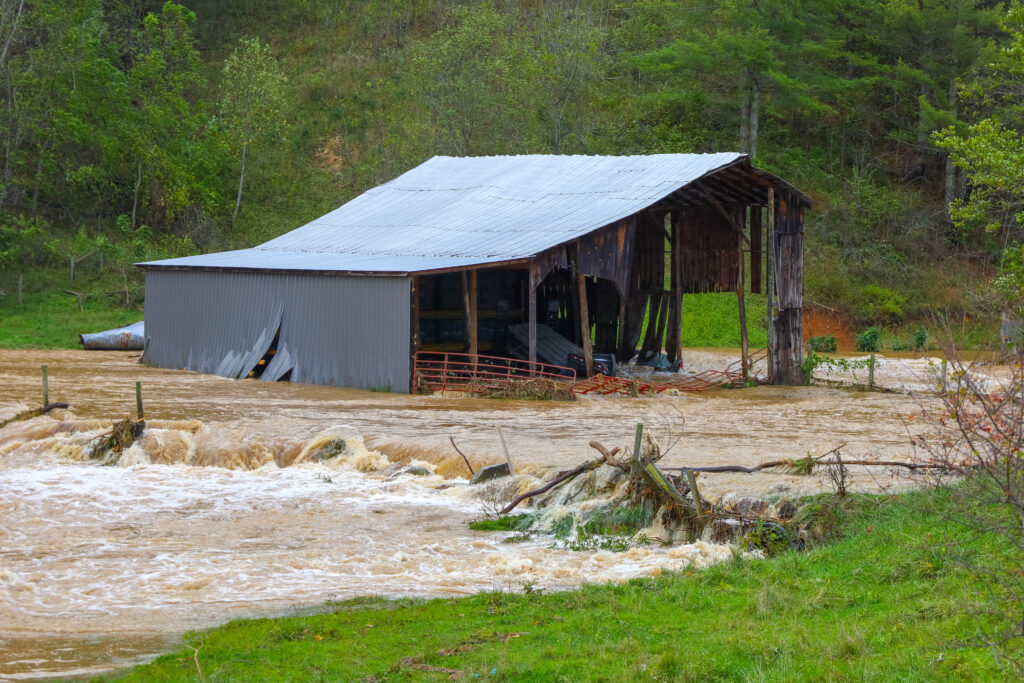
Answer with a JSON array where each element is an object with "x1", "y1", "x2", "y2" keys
[{"x1": 144, "y1": 269, "x2": 411, "y2": 392}]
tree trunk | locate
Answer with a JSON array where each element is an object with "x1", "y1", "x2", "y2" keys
[
  {"x1": 747, "y1": 77, "x2": 760, "y2": 158},
  {"x1": 31, "y1": 148, "x2": 41, "y2": 217},
  {"x1": 131, "y1": 160, "x2": 142, "y2": 227},
  {"x1": 739, "y1": 69, "x2": 760, "y2": 158},
  {"x1": 911, "y1": 85, "x2": 931, "y2": 183},
  {"x1": 944, "y1": 77, "x2": 959, "y2": 218},
  {"x1": 233, "y1": 138, "x2": 248, "y2": 223}
]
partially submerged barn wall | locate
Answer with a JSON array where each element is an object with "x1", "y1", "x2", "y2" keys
[{"x1": 144, "y1": 270, "x2": 411, "y2": 392}]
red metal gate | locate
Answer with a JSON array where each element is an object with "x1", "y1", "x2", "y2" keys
[{"x1": 413, "y1": 351, "x2": 576, "y2": 394}]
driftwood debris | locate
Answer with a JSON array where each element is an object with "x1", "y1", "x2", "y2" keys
[
  {"x1": 0, "y1": 402, "x2": 69, "y2": 429},
  {"x1": 499, "y1": 423, "x2": 699, "y2": 519},
  {"x1": 88, "y1": 417, "x2": 146, "y2": 463},
  {"x1": 448, "y1": 436, "x2": 475, "y2": 476},
  {"x1": 661, "y1": 443, "x2": 948, "y2": 475}
]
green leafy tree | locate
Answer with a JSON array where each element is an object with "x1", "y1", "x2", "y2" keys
[
  {"x1": 935, "y1": 6, "x2": 1024, "y2": 247},
  {"x1": 220, "y1": 36, "x2": 287, "y2": 222},
  {"x1": 98, "y1": 214, "x2": 153, "y2": 306},
  {"x1": 410, "y1": 6, "x2": 529, "y2": 155},
  {"x1": 125, "y1": 2, "x2": 222, "y2": 229}
]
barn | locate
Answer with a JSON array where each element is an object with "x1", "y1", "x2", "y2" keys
[{"x1": 139, "y1": 153, "x2": 810, "y2": 392}]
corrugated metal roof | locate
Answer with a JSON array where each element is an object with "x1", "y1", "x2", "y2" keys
[{"x1": 141, "y1": 152, "x2": 766, "y2": 274}]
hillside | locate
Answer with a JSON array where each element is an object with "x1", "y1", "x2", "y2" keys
[{"x1": 3, "y1": 0, "x2": 1023, "y2": 347}]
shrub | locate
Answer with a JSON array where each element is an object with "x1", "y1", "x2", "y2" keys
[
  {"x1": 910, "y1": 326, "x2": 927, "y2": 351},
  {"x1": 855, "y1": 284, "x2": 906, "y2": 323},
  {"x1": 855, "y1": 326, "x2": 881, "y2": 352},
  {"x1": 808, "y1": 334, "x2": 838, "y2": 353}
]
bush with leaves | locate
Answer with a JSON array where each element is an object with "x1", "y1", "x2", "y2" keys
[
  {"x1": 97, "y1": 215, "x2": 153, "y2": 306},
  {"x1": 855, "y1": 326, "x2": 881, "y2": 352}
]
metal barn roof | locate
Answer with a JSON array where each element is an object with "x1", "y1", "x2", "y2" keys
[{"x1": 141, "y1": 152, "x2": 796, "y2": 274}]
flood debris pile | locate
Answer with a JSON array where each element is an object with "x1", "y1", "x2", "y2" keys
[
  {"x1": 466, "y1": 425, "x2": 940, "y2": 554},
  {"x1": 87, "y1": 417, "x2": 146, "y2": 465}
]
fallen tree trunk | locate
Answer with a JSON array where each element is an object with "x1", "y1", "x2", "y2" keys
[
  {"x1": 499, "y1": 456, "x2": 607, "y2": 515},
  {"x1": 0, "y1": 402, "x2": 69, "y2": 429}
]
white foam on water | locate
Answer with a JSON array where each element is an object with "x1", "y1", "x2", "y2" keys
[{"x1": 0, "y1": 416, "x2": 733, "y2": 679}]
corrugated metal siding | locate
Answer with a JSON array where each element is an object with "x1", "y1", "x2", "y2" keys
[
  {"x1": 145, "y1": 270, "x2": 411, "y2": 392},
  {"x1": 140, "y1": 153, "x2": 751, "y2": 273}
]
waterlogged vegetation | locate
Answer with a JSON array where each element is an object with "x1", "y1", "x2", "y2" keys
[{"x1": 108, "y1": 488, "x2": 1017, "y2": 682}]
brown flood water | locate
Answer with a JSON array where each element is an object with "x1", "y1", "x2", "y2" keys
[{"x1": 0, "y1": 348, "x2": 937, "y2": 680}]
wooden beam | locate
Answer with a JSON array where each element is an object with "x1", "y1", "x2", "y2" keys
[
  {"x1": 577, "y1": 272, "x2": 594, "y2": 377},
  {"x1": 461, "y1": 270, "x2": 478, "y2": 355},
  {"x1": 666, "y1": 211, "x2": 683, "y2": 365},
  {"x1": 738, "y1": 219, "x2": 750, "y2": 382},
  {"x1": 766, "y1": 188, "x2": 776, "y2": 383},
  {"x1": 694, "y1": 180, "x2": 750, "y2": 246},
  {"x1": 750, "y1": 205, "x2": 762, "y2": 294},
  {"x1": 410, "y1": 275, "x2": 420, "y2": 389},
  {"x1": 528, "y1": 270, "x2": 537, "y2": 367}
]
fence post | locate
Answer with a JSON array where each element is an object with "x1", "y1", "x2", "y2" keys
[
  {"x1": 41, "y1": 365, "x2": 48, "y2": 406},
  {"x1": 632, "y1": 422, "x2": 644, "y2": 462},
  {"x1": 868, "y1": 354, "x2": 875, "y2": 390},
  {"x1": 135, "y1": 381, "x2": 144, "y2": 420}
]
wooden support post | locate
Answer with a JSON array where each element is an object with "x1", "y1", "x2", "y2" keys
[
  {"x1": 667, "y1": 212, "x2": 683, "y2": 365},
  {"x1": 497, "y1": 426, "x2": 514, "y2": 474},
  {"x1": 750, "y1": 206, "x2": 762, "y2": 293},
  {"x1": 41, "y1": 365, "x2": 48, "y2": 406},
  {"x1": 410, "y1": 276, "x2": 420, "y2": 389},
  {"x1": 462, "y1": 270, "x2": 478, "y2": 355},
  {"x1": 868, "y1": 355, "x2": 876, "y2": 390},
  {"x1": 135, "y1": 381, "x2": 144, "y2": 420},
  {"x1": 684, "y1": 468, "x2": 704, "y2": 518},
  {"x1": 528, "y1": 270, "x2": 537, "y2": 367},
  {"x1": 738, "y1": 209, "x2": 750, "y2": 382},
  {"x1": 632, "y1": 422, "x2": 644, "y2": 463},
  {"x1": 577, "y1": 272, "x2": 594, "y2": 378},
  {"x1": 766, "y1": 191, "x2": 775, "y2": 383}
]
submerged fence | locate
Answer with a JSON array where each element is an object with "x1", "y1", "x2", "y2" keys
[
  {"x1": 412, "y1": 351, "x2": 576, "y2": 394},
  {"x1": 413, "y1": 350, "x2": 766, "y2": 396}
]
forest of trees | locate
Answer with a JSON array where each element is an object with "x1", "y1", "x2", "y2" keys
[{"x1": 2, "y1": 0, "x2": 1024, "y2": 329}]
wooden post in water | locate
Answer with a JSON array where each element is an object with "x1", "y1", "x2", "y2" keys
[
  {"x1": 868, "y1": 355, "x2": 875, "y2": 390},
  {"x1": 576, "y1": 272, "x2": 594, "y2": 377},
  {"x1": 497, "y1": 426, "x2": 514, "y2": 474},
  {"x1": 41, "y1": 365, "x2": 48, "y2": 406},
  {"x1": 632, "y1": 422, "x2": 644, "y2": 463},
  {"x1": 135, "y1": 381, "x2": 144, "y2": 420},
  {"x1": 528, "y1": 270, "x2": 537, "y2": 368},
  {"x1": 462, "y1": 270, "x2": 478, "y2": 356},
  {"x1": 765, "y1": 197, "x2": 775, "y2": 383},
  {"x1": 737, "y1": 207, "x2": 750, "y2": 382}
]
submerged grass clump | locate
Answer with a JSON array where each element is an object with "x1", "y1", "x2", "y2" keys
[{"x1": 468, "y1": 513, "x2": 535, "y2": 532}]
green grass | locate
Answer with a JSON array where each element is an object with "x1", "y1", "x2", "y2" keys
[
  {"x1": 0, "y1": 267, "x2": 143, "y2": 348},
  {"x1": 103, "y1": 487, "x2": 1018, "y2": 682}
]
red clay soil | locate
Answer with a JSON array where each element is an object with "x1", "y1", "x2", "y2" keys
[{"x1": 803, "y1": 308, "x2": 857, "y2": 351}]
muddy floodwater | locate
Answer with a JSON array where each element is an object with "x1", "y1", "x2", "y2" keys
[{"x1": 0, "y1": 348, "x2": 942, "y2": 679}]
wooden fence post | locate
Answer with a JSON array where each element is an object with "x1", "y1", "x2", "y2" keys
[
  {"x1": 41, "y1": 365, "x2": 48, "y2": 406},
  {"x1": 136, "y1": 381, "x2": 144, "y2": 420}
]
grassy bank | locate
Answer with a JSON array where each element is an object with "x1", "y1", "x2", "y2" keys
[
  {"x1": 105, "y1": 488, "x2": 1016, "y2": 682},
  {"x1": 0, "y1": 267, "x2": 142, "y2": 348}
]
